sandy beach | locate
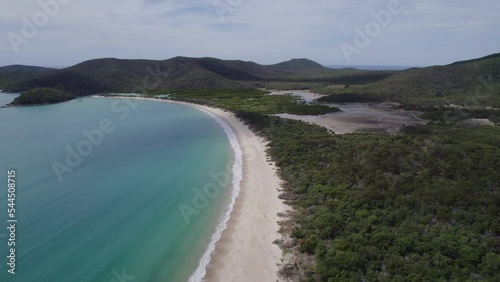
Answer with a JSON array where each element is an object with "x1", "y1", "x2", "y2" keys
[
  {"x1": 97, "y1": 96, "x2": 286, "y2": 282},
  {"x1": 199, "y1": 106, "x2": 286, "y2": 282}
]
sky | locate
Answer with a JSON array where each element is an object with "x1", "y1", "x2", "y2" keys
[{"x1": 1, "y1": 0, "x2": 499, "y2": 68}]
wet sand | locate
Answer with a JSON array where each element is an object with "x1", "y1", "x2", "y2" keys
[{"x1": 268, "y1": 90, "x2": 428, "y2": 134}]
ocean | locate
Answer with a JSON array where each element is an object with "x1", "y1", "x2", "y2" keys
[{"x1": 0, "y1": 94, "x2": 238, "y2": 282}]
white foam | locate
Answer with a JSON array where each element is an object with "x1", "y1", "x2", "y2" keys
[{"x1": 188, "y1": 109, "x2": 243, "y2": 282}]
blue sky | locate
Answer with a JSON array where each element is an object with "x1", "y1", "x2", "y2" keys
[{"x1": 1, "y1": 0, "x2": 499, "y2": 67}]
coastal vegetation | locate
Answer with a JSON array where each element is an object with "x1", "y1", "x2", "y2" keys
[
  {"x1": 12, "y1": 88, "x2": 74, "y2": 105},
  {"x1": 166, "y1": 89, "x2": 339, "y2": 115},
  {"x1": 236, "y1": 112, "x2": 500, "y2": 281},
  {"x1": 156, "y1": 79, "x2": 499, "y2": 281},
  {"x1": 418, "y1": 108, "x2": 500, "y2": 125}
]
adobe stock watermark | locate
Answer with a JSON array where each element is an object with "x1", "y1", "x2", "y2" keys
[
  {"x1": 133, "y1": 65, "x2": 170, "y2": 92},
  {"x1": 178, "y1": 164, "x2": 232, "y2": 224},
  {"x1": 340, "y1": 0, "x2": 412, "y2": 63},
  {"x1": 7, "y1": 0, "x2": 72, "y2": 54},
  {"x1": 51, "y1": 64, "x2": 169, "y2": 182},
  {"x1": 110, "y1": 268, "x2": 135, "y2": 282},
  {"x1": 473, "y1": 75, "x2": 496, "y2": 105},
  {"x1": 210, "y1": 0, "x2": 244, "y2": 20},
  {"x1": 443, "y1": 74, "x2": 499, "y2": 123},
  {"x1": 178, "y1": 143, "x2": 258, "y2": 224},
  {"x1": 51, "y1": 99, "x2": 139, "y2": 182}
]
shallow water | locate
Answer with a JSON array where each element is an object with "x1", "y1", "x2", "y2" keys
[{"x1": 0, "y1": 97, "x2": 233, "y2": 282}]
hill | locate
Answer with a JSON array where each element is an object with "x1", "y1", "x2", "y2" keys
[
  {"x1": 0, "y1": 65, "x2": 55, "y2": 90},
  {"x1": 5, "y1": 54, "x2": 499, "y2": 107},
  {"x1": 0, "y1": 57, "x2": 394, "y2": 96},
  {"x1": 318, "y1": 53, "x2": 500, "y2": 107},
  {"x1": 268, "y1": 58, "x2": 327, "y2": 73}
]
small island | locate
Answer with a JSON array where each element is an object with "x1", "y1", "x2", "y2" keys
[{"x1": 11, "y1": 88, "x2": 75, "y2": 106}]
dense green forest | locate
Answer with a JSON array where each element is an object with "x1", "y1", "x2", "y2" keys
[
  {"x1": 12, "y1": 88, "x2": 74, "y2": 105},
  {"x1": 235, "y1": 112, "x2": 499, "y2": 281}
]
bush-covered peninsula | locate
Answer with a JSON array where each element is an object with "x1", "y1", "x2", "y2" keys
[{"x1": 12, "y1": 88, "x2": 75, "y2": 106}]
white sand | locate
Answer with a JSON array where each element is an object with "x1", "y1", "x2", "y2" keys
[
  {"x1": 200, "y1": 107, "x2": 286, "y2": 282},
  {"x1": 96, "y1": 96, "x2": 286, "y2": 282}
]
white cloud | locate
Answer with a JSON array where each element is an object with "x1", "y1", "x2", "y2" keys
[{"x1": 0, "y1": 0, "x2": 498, "y2": 67}]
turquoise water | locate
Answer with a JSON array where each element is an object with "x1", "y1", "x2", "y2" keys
[{"x1": 0, "y1": 97, "x2": 233, "y2": 282}]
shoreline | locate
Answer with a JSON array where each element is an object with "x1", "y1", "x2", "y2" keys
[{"x1": 95, "y1": 96, "x2": 286, "y2": 282}]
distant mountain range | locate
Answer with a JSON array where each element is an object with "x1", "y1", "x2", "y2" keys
[
  {"x1": 1, "y1": 53, "x2": 499, "y2": 107},
  {"x1": 0, "y1": 57, "x2": 393, "y2": 96}
]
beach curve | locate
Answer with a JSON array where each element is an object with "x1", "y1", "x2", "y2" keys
[{"x1": 96, "y1": 96, "x2": 286, "y2": 282}]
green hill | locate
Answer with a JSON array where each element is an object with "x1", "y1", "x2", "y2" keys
[
  {"x1": 268, "y1": 58, "x2": 327, "y2": 73},
  {"x1": 318, "y1": 53, "x2": 500, "y2": 107},
  {"x1": 0, "y1": 65, "x2": 55, "y2": 90},
  {"x1": 1, "y1": 57, "x2": 393, "y2": 96}
]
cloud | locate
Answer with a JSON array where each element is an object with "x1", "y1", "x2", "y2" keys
[{"x1": 0, "y1": 0, "x2": 498, "y2": 67}]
